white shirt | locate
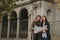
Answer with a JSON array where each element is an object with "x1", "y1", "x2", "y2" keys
[
  {"x1": 42, "y1": 25, "x2": 47, "y2": 38},
  {"x1": 34, "y1": 25, "x2": 42, "y2": 33}
]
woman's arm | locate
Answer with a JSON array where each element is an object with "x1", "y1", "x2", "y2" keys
[
  {"x1": 47, "y1": 22, "x2": 51, "y2": 39},
  {"x1": 30, "y1": 21, "x2": 35, "y2": 31},
  {"x1": 47, "y1": 22, "x2": 50, "y2": 32}
]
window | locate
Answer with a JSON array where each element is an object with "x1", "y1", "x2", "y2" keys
[
  {"x1": 9, "y1": 11, "x2": 17, "y2": 38},
  {"x1": 1, "y1": 13, "x2": 8, "y2": 38},
  {"x1": 19, "y1": 8, "x2": 28, "y2": 38}
]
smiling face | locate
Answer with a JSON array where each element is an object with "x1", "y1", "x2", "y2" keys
[
  {"x1": 42, "y1": 15, "x2": 47, "y2": 22},
  {"x1": 42, "y1": 16, "x2": 45, "y2": 21},
  {"x1": 35, "y1": 15, "x2": 41, "y2": 21},
  {"x1": 36, "y1": 16, "x2": 41, "y2": 21}
]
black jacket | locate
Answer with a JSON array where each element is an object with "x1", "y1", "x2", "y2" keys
[{"x1": 41, "y1": 21, "x2": 51, "y2": 40}]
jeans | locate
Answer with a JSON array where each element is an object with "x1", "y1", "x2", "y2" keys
[{"x1": 42, "y1": 37, "x2": 48, "y2": 40}]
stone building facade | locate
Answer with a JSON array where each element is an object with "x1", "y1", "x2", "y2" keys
[{"x1": 0, "y1": 0, "x2": 60, "y2": 40}]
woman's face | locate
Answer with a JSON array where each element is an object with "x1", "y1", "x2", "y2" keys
[
  {"x1": 36, "y1": 16, "x2": 41, "y2": 21},
  {"x1": 42, "y1": 16, "x2": 46, "y2": 21}
]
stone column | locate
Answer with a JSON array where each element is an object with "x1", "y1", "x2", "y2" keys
[
  {"x1": 7, "y1": 13, "x2": 10, "y2": 38},
  {"x1": 31, "y1": 12, "x2": 34, "y2": 40},
  {"x1": 28, "y1": 8, "x2": 33, "y2": 40},
  {"x1": 42, "y1": 1, "x2": 49, "y2": 16},
  {"x1": 28, "y1": 15, "x2": 31, "y2": 40},
  {"x1": 0, "y1": 19, "x2": 2, "y2": 38},
  {"x1": 16, "y1": 11, "x2": 20, "y2": 38}
]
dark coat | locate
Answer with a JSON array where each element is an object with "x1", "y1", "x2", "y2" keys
[
  {"x1": 31, "y1": 20, "x2": 41, "y2": 28},
  {"x1": 41, "y1": 21, "x2": 51, "y2": 40},
  {"x1": 31, "y1": 20, "x2": 42, "y2": 38}
]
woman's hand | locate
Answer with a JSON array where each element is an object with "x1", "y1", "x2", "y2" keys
[
  {"x1": 41, "y1": 28, "x2": 48, "y2": 32},
  {"x1": 31, "y1": 28, "x2": 34, "y2": 30},
  {"x1": 46, "y1": 28, "x2": 48, "y2": 30},
  {"x1": 44, "y1": 28, "x2": 48, "y2": 31}
]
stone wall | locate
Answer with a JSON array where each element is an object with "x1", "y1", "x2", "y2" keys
[{"x1": 0, "y1": 1, "x2": 60, "y2": 40}]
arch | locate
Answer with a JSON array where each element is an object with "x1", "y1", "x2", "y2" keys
[
  {"x1": 9, "y1": 11, "x2": 17, "y2": 38},
  {"x1": 20, "y1": 8, "x2": 28, "y2": 19},
  {"x1": 47, "y1": 9, "x2": 51, "y2": 16},
  {"x1": 47, "y1": 9, "x2": 51, "y2": 21},
  {"x1": 1, "y1": 13, "x2": 8, "y2": 38},
  {"x1": 19, "y1": 8, "x2": 28, "y2": 38}
]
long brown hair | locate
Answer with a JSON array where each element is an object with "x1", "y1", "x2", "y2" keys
[
  {"x1": 42, "y1": 15, "x2": 47, "y2": 21},
  {"x1": 32, "y1": 15, "x2": 41, "y2": 27},
  {"x1": 41, "y1": 15, "x2": 48, "y2": 26}
]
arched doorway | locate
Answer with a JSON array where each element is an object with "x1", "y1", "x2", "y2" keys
[
  {"x1": 9, "y1": 11, "x2": 17, "y2": 38},
  {"x1": 1, "y1": 13, "x2": 8, "y2": 38},
  {"x1": 19, "y1": 8, "x2": 28, "y2": 38}
]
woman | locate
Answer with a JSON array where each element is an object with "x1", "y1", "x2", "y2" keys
[
  {"x1": 41, "y1": 15, "x2": 51, "y2": 40},
  {"x1": 31, "y1": 15, "x2": 42, "y2": 40}
]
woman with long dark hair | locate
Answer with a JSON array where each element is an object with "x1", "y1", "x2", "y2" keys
[
  {"x1": 41, "y1": 15, "x2": 51, "y2": 40},
  {"x1": 31, "y1": 15, "x2": 42, "y2": 40}
]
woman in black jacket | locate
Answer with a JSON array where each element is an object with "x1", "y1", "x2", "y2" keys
[
  {"x1": 41, "y1": 15, "x2": 51, "y2": 40},
  {"x1": 31, "y1": 15, "x2": 42, "y2": 40}
]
